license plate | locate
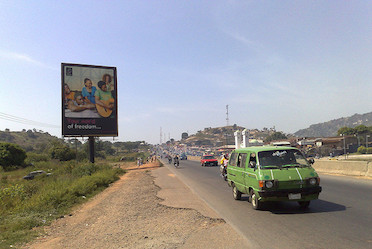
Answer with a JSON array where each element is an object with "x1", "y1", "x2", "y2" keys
[{"x1": 288, "y1": 193, "x2": 301, "y2": 200}]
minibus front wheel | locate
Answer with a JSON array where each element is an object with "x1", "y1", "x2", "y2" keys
[{"x1": 250, "y1": 189, "x2": 261, "y2": 210}]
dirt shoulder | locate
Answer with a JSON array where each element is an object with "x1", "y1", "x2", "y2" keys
[{"x1": 23, "y1": 161, "x2": 249, "y2": 249}]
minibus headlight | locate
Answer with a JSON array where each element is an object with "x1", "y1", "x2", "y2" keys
[
  {"x1": 265, "y1": 181, "x2": 274, "y2": 188},
  {"x1": 309, "y1": 178, "x2": 317, "y2": 185}
]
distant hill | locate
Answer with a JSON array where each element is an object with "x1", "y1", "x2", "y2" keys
[
  {"x1": 294, "y1": 112, "x2": 372, "y2": 137},
  {"x1": 0, "y1": 129, "x2": 62, "y2": 152}
]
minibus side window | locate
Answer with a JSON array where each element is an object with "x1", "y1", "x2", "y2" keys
[
  {"x1": 249, "y1": 153, "x2": 257, "y2": 168},
  {"x1": 229, "y1": 153, "x2": 237, "y2": 166},
  {"x1": 238, "y1": 153, "x2": 247, "y2": 168}
]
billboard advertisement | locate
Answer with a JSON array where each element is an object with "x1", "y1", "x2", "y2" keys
[{"x1": 62, "y1": 63, "x2": 118, "y2": 137}]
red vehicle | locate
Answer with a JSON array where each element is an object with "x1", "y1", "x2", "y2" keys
[{"x1": 200, "y1": 155, "x2": 218, "y2": 167}]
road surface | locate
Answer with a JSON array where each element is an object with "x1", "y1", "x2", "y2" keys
[{"x1": 162, "y1": 158, "x2": 372, "y2": 249}]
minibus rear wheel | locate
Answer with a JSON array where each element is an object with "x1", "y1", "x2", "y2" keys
[{"x1": 232, "y1": 184, "x2": 242, "y2": 200}]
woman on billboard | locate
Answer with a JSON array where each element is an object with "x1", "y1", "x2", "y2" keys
[{"x1": 94, "y1": 81, "x2": 114, "y2": 118}]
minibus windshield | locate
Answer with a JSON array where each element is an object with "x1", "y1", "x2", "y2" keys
[{"x1": 258, "y1": 149, "x2": 309, "y2": 169}]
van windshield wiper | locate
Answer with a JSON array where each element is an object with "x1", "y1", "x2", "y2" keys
[
  {"x1": 261, "y1": 165, "x2": 282, "y2": 170},
  {"x1": 282, "y1": 163, "x2": 309, "y2": 168},
  {"x1": 282, "y1": 163, "x2": 301, "y2": 168}
]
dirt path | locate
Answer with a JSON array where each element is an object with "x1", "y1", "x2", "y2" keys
[{"x1": 23, "y1": 161, "x2": 250, "y2": 249}]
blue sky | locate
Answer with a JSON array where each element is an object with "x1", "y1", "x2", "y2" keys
[{"x1": 0, "y1": 1, "x2": 372, "y2": 144}]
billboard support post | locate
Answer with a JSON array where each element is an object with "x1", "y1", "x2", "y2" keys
[{"x1": 89, "y1": 136, "x2": 95, "y2": 163}]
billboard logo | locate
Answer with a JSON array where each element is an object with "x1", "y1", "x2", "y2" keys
[{"x1": 66, "y1": 67, "x2": 73, "y2": 76}]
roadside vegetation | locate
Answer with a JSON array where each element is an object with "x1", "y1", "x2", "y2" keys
[{"x1": 0, "y1": 130, "x2": 151, "y2": 248}]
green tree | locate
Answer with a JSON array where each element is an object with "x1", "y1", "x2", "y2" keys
[
  {"x1": 265, "y1": 132, "x2": 287, "y2": 143},
  {"x1": 337, "y1": 127, "x2": 354, "y2": 136},
  {"x1": 49, "y1": 143, "x2": 76, "y2": 161},
  {"x1": 0, "y1": 142, "x2": 27, "y2": 170},
  {"x1": 101, "y1": 141, "x2": 115, "y2": 155},
  {"x1": 354, "y1": 125, "x2": 368, "y2": 135}
]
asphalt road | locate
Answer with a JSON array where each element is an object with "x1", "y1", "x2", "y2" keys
[{"x1": 161, "y1": 158, "x2": 372, "y2": 249}]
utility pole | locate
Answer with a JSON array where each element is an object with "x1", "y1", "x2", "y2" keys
[
  {"x1": 367, "y1": 135, "x2": 370, "y2": 153},
  {"x1": 226, "y1": 105, "x2": 229, "y2": 127},
  {"x1": 224, "y1": 105, "x2": 230, "y2": 146},
  {"x1": 343, "y1": 134, "x2": 346, "y2": 159}
]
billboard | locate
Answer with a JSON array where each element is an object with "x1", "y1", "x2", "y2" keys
[{"x1": 62, "y1": 63, "x2": 118, "y2": 137}]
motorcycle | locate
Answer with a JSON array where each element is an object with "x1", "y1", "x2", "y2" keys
[
  {"x1": 174, "y1": 158, "x2": 179, "y2": 168},
  {"x1": 220, "y1": 164, "x2": 227, "y2": 181}
]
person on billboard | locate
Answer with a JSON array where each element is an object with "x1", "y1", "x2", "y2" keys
[
  {"x1": 94, "y1": 81, "x2": 114, "y2": 118},
  {"x1": 82, "y1": 78, "x2": 97, "y2": 104},
  {"x1": 67, "y1": 93, "x2": 95, "y2": 112},
  {"x1": 102, "y1": 74, "x2": 113, "y2": 91},
  {"x1": 102, "y1": 73, "x2": 115, "y2": 99},
  {"x1": 64, "y1": 84, "x2": 75, "y2": 108}
]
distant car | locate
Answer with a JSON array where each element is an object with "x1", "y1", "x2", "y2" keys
[
  {"x1": 201, "y1": 155, "x2": 218, "y2": 167},
  {"x1": 180, "y1": 154, "x2": 188, "y2": 160}
]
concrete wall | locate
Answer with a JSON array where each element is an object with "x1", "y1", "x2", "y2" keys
[
  {"x1": 188, "y1": 156, "x2": 372, "y2": 178},
  {"x1": 312, "y1": 160, "x2": 372, "y2": 178}
]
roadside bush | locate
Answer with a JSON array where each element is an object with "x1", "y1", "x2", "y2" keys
[
  {"x1": 49, "y1": 144, "x2": 76, "y2": 161},
  {"x1": 119, "y1": 152, "x2": 147, "y2": 162},
  {"x1": 95, "y1": 150, "x2": 106, "y2": 159},
  {"x1": 358, "y1": 146, "x2": 367, "y2": 154},
  {"x1": 0, "y1": 184, "x2": 26, "y2": 212},
  {"x1": 0, "y1": 142, "x2": 27, "y2": 171},
  {"x1": 71, "y1": 163, "x2": 104, "y2": 177},
  {"x1": 35, "y1": 183, "x2": 75, "y2": 211},
  {"x1": 76, "y1": 150, "x2": 88, "y2": 162},
  {"x1": 357, "y1": 146, "x2": 372, "y2": 154},
  {"x1": 25, "y1": 152, "x2": 49, "y2": 164}
]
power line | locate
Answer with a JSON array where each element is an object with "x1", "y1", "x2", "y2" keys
[{"x1": 0, "y1": 112, "x2": 60, "y2": 128}]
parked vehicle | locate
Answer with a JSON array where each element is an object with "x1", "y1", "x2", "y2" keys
[
  {"x1": 227, "y1": 146, "x2": 321, "y2": 210},
  {"x1": 201, "y1": 155, "x2": 218, "y2": 167}
]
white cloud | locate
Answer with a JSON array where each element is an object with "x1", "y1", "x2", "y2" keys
[{"x1": 0, "y1": 50, "x2": 57, "y2": 70}]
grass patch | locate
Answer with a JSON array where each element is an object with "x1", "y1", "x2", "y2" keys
[{"x1": 0, "y1": 160, "x2": 125, "y2": 248}]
